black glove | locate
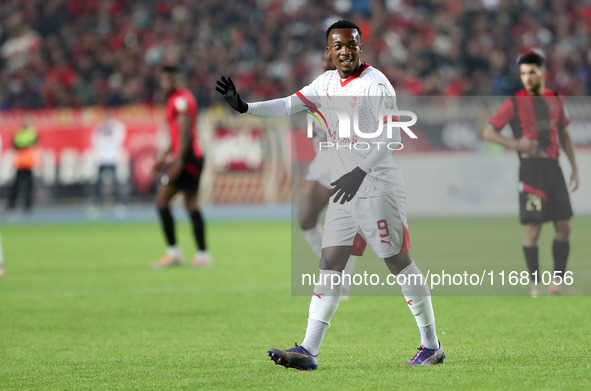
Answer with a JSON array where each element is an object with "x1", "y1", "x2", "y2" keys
[
  {"x1": 330, "y1": 167, "x2": 367, "y2": 204},
  {"x1": 215, "y1": 76, "x2": 248, "y2": 113}
]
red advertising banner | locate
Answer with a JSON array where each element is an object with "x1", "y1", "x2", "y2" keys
[{"x1": 0, "y1": 105, "x2": 164, "y2": 194}]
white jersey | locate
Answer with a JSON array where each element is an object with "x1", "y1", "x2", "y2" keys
[
  {"x1": 309, "y1": 112, "x2": 327, "y2": 147},
  {"x1": 246, "y1": 62, "x2": 405, "y2": 197},
  {"x1": 296, "y1": 63, "x2": 403, "y2": 197},
  {"x1": 91, "y1": 118, "x2": 126, "y2": 165},
  {"x1": 304, "y1": 111, "x2": 331, "y2": 188}
]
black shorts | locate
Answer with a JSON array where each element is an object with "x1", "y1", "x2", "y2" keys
[
  {"x1": 518, "y1": 159, "x2": 573, "y2": 224},
  {"x1": 171, "y1": 156, "x2": 204, "y2": 192}
]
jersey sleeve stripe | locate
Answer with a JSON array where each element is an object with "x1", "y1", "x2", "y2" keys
[
  {"x1": 296, "y1": 91, "x2": 329, "y2": 129},
  {"x1": 296, "y1": 91, "x2": 318, "y2": 112}
]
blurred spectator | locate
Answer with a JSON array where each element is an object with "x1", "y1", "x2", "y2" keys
[
  {"x1": 90, "y1": 107, "x2": 127, "y2": 208},
  {"x1": 6, "y1": 118, "x2": 38, "y2": 212},
  {"x1": 1, "y1": 19, "x2": 41, "y2": 75},
  {"x1": 0, "y1": 0, "x2": 590, "y2": 111}
]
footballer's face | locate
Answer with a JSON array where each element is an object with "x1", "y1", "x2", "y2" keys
[
  {"x1": 159, "y1": 72, "x2": 176, "y2": 94},
  {"x1": 326, "y1": 28, "x2": 362, "y2": 78},
  {"x1": 519, "y1": 63, "x2": 545, "y2": 95}
]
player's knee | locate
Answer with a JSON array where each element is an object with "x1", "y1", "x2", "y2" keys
[
  {"x1": 182, "y1": 193, "x2": 198, "y2": 211},
  {"x1": 185, "y1": 200, "x2": 197, "y2": 212},
  {"x1": 319, "y1": 258, "x2": 344, "y2": 272},
  {"x1": 319, "y1": 251, "x2": 348, "y2": 272},
  {"x1": 523, "y1": 224, "x2": 542, "y2": 245},
  {"x1": 555, "y1": 221, "x2": 571, "y2": 239},
  {"x1": 155, "y1": 197, "x2": 168, "y2": 210},
  {"x1": 384, "y1": 252, "x2": 412, "y2": 275}
]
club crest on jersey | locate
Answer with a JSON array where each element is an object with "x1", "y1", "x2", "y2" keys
[
  {"x1": 383, "y1": 91, "x2": 395, "y2": 110},
  {"x1": 174, "y1": 97, "x2": 188, "y2": 112}
]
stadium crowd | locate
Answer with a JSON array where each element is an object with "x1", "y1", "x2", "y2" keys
[{"x1": 1, "y1": 0, "x2": 590, "y2": 110}]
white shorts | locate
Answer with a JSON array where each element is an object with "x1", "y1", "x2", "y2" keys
[
  {"x1": 322, "y1": 191, "x2": 410, "y2": 258},
  {"x1": 305, "y1": 150, "x2": 331, "y2": 189}
]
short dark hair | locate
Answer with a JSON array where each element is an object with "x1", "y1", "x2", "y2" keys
[
  {"x1": 161, "y1": 64, "x2": 179, "y2": 73},
  {"x1": 517, "y1": 51, "x2": 545, "y2": 68},
  {"x1": 325, "y1": 20, "x2": 362, "y2": 41}
]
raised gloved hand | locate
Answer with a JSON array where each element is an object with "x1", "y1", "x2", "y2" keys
[
  {"x1": 215, "y1": 76, "x2": 248, "y2": 113},
  {"x1": 330, "y1": 166, "x2": 367, "y2": 204}
]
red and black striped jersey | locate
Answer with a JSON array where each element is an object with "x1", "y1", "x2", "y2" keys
[
  {"x1": 165, "y1": 87, "x2": 203, "y2": 158},
  {"x1": 490, "y1": 88, "x2": 569, "y2": 160}
]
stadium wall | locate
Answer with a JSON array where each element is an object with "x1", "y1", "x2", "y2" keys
[{"x1": 397, "y1": 151, "x2": 591, "y2": 217}]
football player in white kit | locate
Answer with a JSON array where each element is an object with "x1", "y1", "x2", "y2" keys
[{"x1": 216, "y1": 20, "x2": 444, "y2": 369}]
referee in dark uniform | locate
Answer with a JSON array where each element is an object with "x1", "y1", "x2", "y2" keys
[{"x1": 483, "y1": 50, "x2": 579, "y2": 297}]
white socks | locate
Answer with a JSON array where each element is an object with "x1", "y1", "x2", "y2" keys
[
  {"x1": 301, "y1": 319, "x2": 326, "y2": 356},
  {"x1": 301, "y1": 269, "x2": 342, "y2": 355},
  {"x1": 300, "y1": 225, "x2": 359, "y2": 355},
  {"x1": 419, "y1": 324, "x2": 438, "y2": 349},
  {"x1": 166, "y1": 245, "x2": 181, "y2": 257},
  {"x1": 302, "y1": 225, "x2": 323, "y2": 258},
  {"x1": 397, "y1": 261, "x2": 438, "y2": 349},
  {"x1": 299, "y1": 263, "x2": 439, "y2": 355}
]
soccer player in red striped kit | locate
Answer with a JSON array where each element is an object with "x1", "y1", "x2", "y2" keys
[
  {"x1": 152, "y1": 65, "x2": 211, "y2": 267},
  {"x1": 483, "y1": 50, "x2": 579, "y2": 297}
]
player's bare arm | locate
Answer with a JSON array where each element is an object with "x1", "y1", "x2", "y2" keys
[
  {"x1": 151, "y1": 152, "x2": 166, "y2": 176},
  {"x1": 482, "y1": 123, "x2": 538, "y2": 154},
  {"x1": 151, "y1": 145, "x2": 171, "y2": 177},
  {"x1": 166, "y1": 113, "x2": 192, "y2": 181},
  {"x1": 559, "y1": 126, "x2": 579, "y2": 191}
]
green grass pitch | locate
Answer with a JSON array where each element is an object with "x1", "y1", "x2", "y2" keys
[{"x1": 0, "y1": 217, "x2": 590, "y2": 390}]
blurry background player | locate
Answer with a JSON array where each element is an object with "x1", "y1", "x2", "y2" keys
[
  {"x1": 152, "y1": 65, "x2": 211, "y2": 267},
  {"x1": 6, "y1": 118, "x2": 38, "y2": 213},
  {"x1": 300, "y1": 53, "x2": 357, "y2": 298},
  {"x1": 217, "y1": 20, "x2": 443, "y2": 369},
  {"x1": 0, "y1": 136, "x2": 2, "y2": 275},
  {"x1": 90, "y1": 107, "x2": 127, "y2": 213},
  {"x1": 0, "y1": 232, "x2": 4, "y2": 276},
  {"x1": 483, "y1": 50, "x2": 579, "y2": 297}
]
